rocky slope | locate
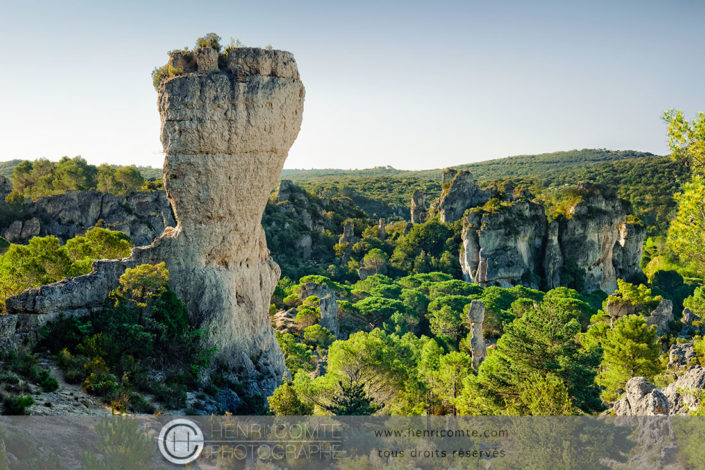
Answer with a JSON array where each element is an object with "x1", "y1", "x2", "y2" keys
[
  {"x1": 458, "y1": 181, "x2": 645, "y2": 293},
  {"x1": 2, "y1": 46, "x2": 305, "y2": 396},
  {"x1": 1, "y1": 190, "x2": 174, "y2": 246}
]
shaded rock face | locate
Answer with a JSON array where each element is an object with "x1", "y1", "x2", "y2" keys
[
  {"x1": 460, "y1": 201, "x2": 546, "y2": 289},
  {"x1": 553, "y1": 193, "x2": 644, "y2": 293},
  {"x1": 5, "y1": 47, "x2": 305, "y2": 396},
  {"x1": 438, "y1": 171, "x2": 490, "y2": 223},
  {"x1": 410, "y1": 189, "x2": 427, "y2": 224},
  {"x1": 2, "y1": 191, "x2": 175, "y2": 246},
  {"x1": 645, "y1": 299, "x2": 674, "y2": 336},
  {"x1": 467, "y1": 300, "x2": 486, "y2": 368},
  {"x1": 459, "y1": 191, "x2": 645, "y2": 293},
  {"x1": 299, "y1": 282, "x2": 340, "y2": 337}
]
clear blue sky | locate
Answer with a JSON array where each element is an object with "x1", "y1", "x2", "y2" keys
[{"x1": 0, "y1": 0, "x2": 703, "y2": 170}]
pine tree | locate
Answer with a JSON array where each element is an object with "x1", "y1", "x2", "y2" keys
[
  {"x1": 597, "y1": 315, "x2": 662, "y2": 402},
  {"x1": 325, "y1": 379, "x2": 380, "y2": 415}
]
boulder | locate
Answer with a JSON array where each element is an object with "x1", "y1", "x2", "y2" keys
[{"x1": 612, "y1": 377, "x2": 669, "y2": 415}]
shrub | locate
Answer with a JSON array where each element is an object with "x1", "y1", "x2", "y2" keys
[
  {"x1": 3, "y1": 394, "x2": 34, "y2": 415},
  {"x1": 196, "y1": 33, "x2": 222, "y2": 51}
]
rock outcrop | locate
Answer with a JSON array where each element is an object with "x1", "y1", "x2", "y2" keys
[
  {"x1": 613, "y1": 377, "x2": 669, "y2": 415},
  {"x1": 467, "y1": 300, "x2": 486, "y2": 368},
  {"x1": 4, "y1": 46, "x2": 305, "y2": 396},
  {"x1": 410, "y1": 189, "x2": 427, "y2": 224},
  {"x1": 438, "y1": 171, "x2": 490, "y2": 223},
  {"x1": 2, "y1": 190, "x2": 175, "y2": 246},
  {"x1": 459, "y1": 186, "x2": 645, "y2": 293},
  {"x1": 645, "y1": 299, "x2": 674, "y2": 336},
  {"x1": 460, "y1": 201, "x2": 547, "y2": 289},
  {"x1": 611, "y1": 365, "x2": 705, "y2": 415},
  {"x1": 663, "y1": 366, "x2": 705, "y2": 414},
  {"x1": 299, "y1": 281, "x2": 340, "y2": 337}
]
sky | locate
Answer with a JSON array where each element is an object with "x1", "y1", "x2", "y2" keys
[{"x1": 0, "y1": 0, "x2": 703, "y2": 171}]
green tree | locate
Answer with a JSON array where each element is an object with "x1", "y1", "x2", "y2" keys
[
  {"x1": 431, "y1": 351, "x2": 473, "y2": 415},
  {"x1": 324, "y1": 378, "x2": 380, "y2": 415},
  {"x1": 597, "y1": 315, "x2": 662, "y2": 402},
  {"x1": 518, "y1": 372, "x2": 576, "y2": 415},
  {"x1": 459, "y1": 300, "x2": 601, "y2": 415},
  {"x1": 268, "y1": 381, "x2": 313, "y2": 415},
  {"x1": 303, "y1": 324, "x2": 335, "y2": 350},
  {"x1": 663, "y1": 109, "x2": 705, "y2": 172},
  {"x1": 667, "y1": 176, "x2": 705, "y2": 278},
  {"x1": 361, "y1": 248, "x2": 388, "y2": 275},
  {"x1": 684, "y1": 286, "x2": 705, "y2": 316}
]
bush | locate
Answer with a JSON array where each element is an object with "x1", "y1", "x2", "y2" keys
[
  {"x1": 196, "y1": 33, "x2": 222, "y2": 51},
  {"x1": 3, "y1": 394, "x2": 34, "y2": 415}
]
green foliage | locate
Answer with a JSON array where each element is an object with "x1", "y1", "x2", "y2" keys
[
  {"x1": 0, "y1": 228, "x2": 132, "y2": 313},
  {"x1": 684, "y1": 287, "x2": 705, "y2": 316},
  {"x1": 597, "y1": 315, "x2": 662, "y2": 402},
  {"x1": 2, "y1": 395, "x2": 34, "y2": 415},
  {"x1": 45, "y1": 263, "x2": 211, "y2": 411},
  {"x1": 303, "y1": 324, "x2": 335, "y2": 350},
  {"x1": 276, "y1": 333, "x2": 313, "y2": 376},
  {"x1": 667, "y1": 175, "x2": 705, "y2": 279},
  {"x1": 10, "y1": 157, "x2": 146, "y2": 199},
  {"x1": 460, "y1": 300, "x2": 602, "y2": 415},
  {"x1": 663, "y1": 109, "x2": 705, "y2": 173},
  {"x1": 79, "y1": 417, "x2": 160, "y2": 470},
  {"x1": 268, "y1": 381, "x2": 313, "y2": 416},
  {"x1": 196, "y1": 33, "x2": 222, "y2": 51},
  {"x1": 517, "y1": 372, "x2": 576, "y2": 415},
  {"x1": 324, "y1": 379, "x2": 380, "y2": 415},
  {"x1": 604, "y1": 279, "x2": 663, "y2": 316}
]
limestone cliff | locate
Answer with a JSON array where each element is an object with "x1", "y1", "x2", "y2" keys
[
  {"x1": 460, "y1": 200, "x2": 547, "y2": 289},
  {"x1": 2, "y1": 190, "x2": 175, "y2": 246},
  {"x1": 438, "y1": 170, "x2": 490, "y2": 223},
  {"x1": 460, "y1": 187, "x2": 645, "y2": 293},
  {"x1": 4, "y1": 46, "x2": 305, "y2": 395}
]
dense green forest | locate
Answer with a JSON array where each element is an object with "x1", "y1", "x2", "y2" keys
[{"x1": 2, "y1": 137, "x2": 704, "y2": 417}]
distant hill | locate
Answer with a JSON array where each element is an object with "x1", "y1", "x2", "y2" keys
[
  {"x1": 281, "y1": 149, "x2": 687, "y2": 236},
  {"x1": 281, "y1": 149, "x2": 657, "y2": 182}
]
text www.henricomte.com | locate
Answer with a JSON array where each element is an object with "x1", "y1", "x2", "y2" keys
[{"x1": 373, "y1": 428, "x2": 509, "y2": 438}]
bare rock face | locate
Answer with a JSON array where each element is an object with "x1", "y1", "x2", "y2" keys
[
  {"x1": 377, "y1": 218, "x2": 386, "y2": 240},
  {"x1": 459, "y1": 186, "x2": 645, "y2": 293},
  {"x1": 5, "y1": 46, "x2": 305, "y2": 396},
  {"x1": 2, "y1": 191, "x2": 175, "y2": 246},
  {"x1": 645, "y1": 299, "x2": 674, "y2": 336},
  {"x1": 467, "y1": 300, "x2": 486, "y2": 368},
  {"x1": 410, "y1": 189, "x2": 427, "y2": 224},
  {"x1": 438, "y1": 171, "x2": 490, "y2": 223},
  {"x1": 612, "y1": 377, "x2": 669, "y2": 416},
  {"x1": 460, "y1": 201, "x2": 546, "y2": 289},
  {"x1": 663, "y1": 366, "x2": 705, "y2": 414}
]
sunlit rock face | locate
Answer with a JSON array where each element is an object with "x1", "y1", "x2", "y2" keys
[
  {"x1": 459, "y1": 186, "x2": 645, "y2": 294},
  {"x1": 5, "y1": 47, "x2": 305, "y2": 395}
]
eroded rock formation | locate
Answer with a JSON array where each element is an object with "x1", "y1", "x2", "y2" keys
[
  {"x1": 467, "y1": 300, "x2": 486, "y2": 368},
  {"x1": 460, "y1": 187, "x2": 645, "y2": 293},
  {"x1": 410, "y1": 189, "x2": 427, "y2": 224},
  {"x1": 2, "y1": 191, "x2": 175, "y2": 246},
  {"x1": 438, "y1": 170, "x2": 490, "y2": 223},
  {"x1": 3, "y1": 46, "x2": 305, "y2": 395}
]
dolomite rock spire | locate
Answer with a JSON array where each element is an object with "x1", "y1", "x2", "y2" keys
[{"x1": 5, "y1": 46, "x2": 305, "y2": 395}]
